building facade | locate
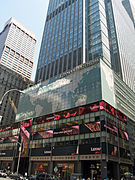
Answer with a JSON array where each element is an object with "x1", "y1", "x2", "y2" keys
[
  {"x1": 0, "y1": 1, "x2": 135, "y2": 180},
  {"x1": 0, "y1": 59, "x2": 133, "y2": 179},
  {"x1": 122, "y1": 0, "x2": 135, "y2": 26},
  {"x1": 0, "y1": 17, "x2": 36, "y2": 79},
  {"x1": 0, "y1": 18, "x2": 36, "y2": 125},
  {"x1": 0, "y1": 64, "x2": 33, "y2": 125},
  {"x1": 35, "y1": 0, "x2": 135, "y2": 93}
]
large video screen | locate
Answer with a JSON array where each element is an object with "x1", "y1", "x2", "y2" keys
[{"x1": 16, "y1": 63, "x2": 101, "y2": 121}]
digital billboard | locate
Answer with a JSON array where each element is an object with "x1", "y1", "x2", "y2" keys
[{"x1": 16, "y1": 62, "x2": 101, "y2": 121}]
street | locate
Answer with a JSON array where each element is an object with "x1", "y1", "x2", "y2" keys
[{"x1": 0, "y1": 177, "x2": 11, "y2": 180}]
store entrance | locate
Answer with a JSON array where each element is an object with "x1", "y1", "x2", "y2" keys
[
  {"x1": 82, "y1": 160, "x2": 101, "y2": 180},
  {"x1": 55, "y1": 163, "x2": 74, "y2": 180}
]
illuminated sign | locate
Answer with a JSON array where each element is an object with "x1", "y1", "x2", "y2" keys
[
  {"x1": 44, "y1": 151, "x2": 51, "y2": 154},
  {"x1": 85, "y1": 122, "x2": 100, "y2": 132},
  {"x1": 119, "y1": 129, "x2": 129, "y2": 141},
  {"x1": 103, "y1": 123, "x2": 118, "y2": 135},
  {"x1": 20, "y1": 120, "x2": 31, "y2": 157},
  {"x1": 91, "y1": 147, "x2": 101, "y2": 151},
  {"x1": 100, "y1": 101, "x2": 127, "y2": 123},
  {"x1": 38, "y1": 131, "x2": 53, "y2": 139},
  {"x1": 54, "y1": 103, "x2": 100, "y2": 120},
  {"x1": 80, "y1": 143, "x2": 101, "y2": 155},
  {"x1": 53, "y1": 126, "x2": 79, "y2": 137}
]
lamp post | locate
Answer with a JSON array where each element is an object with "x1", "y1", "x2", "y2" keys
[
  {"x1": 16, "y1": 140, "x2": 22, "y2": 174},
  {"x1": 0, "y1": 89, "x2": 24, "y2": 105},
  {"x1": 0, "y1": 89, "x2": 24, "y2": 125},
  {"x1": 0, "y1": 89, "x2": 24, "y2": 173}
]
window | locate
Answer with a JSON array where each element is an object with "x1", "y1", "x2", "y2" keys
[
  {"x1": 10, "y1": 50, "x2": 15, "y2": 55},
  {"x1": 20, "y1": 56, "x2": 24, "y2": 61},
  {"x1": 29, "y1": 61, "x2": 33, "y2": 67},
  {"x1": 15, "y1": 53, "x2": 20, "y2": 59},
  {"x1": 24, "y1": 58, "x2": 29, "y2": 64},
  {"x1": 5, "y1": 46, "x2": 10, "y2": 52}
]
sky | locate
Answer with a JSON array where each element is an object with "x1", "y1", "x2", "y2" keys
[{"x1": 0, "y1": 0, "x2": 135, "y2": 81}]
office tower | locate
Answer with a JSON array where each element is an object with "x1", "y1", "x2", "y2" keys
[
  {"x1": 0, "y1": 64, "x2": 33, "y2": 125},
  {"x1": 0, "y1": 18, "x2": 35, "y2": 125},
  {"x1": 0, "y1": 17, "x2": 36, "y2": 79},
  {"x1": 35, "y1": 0, "x2": 135, "y2": 93},
  {"x1": 0, "y1": 1, "x2": 135, "y2": 179},
  {"x1": 122, "y1": 0, "x2": 135, "y2": 26}
]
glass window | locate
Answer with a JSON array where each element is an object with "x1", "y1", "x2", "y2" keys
[
  {"x1": 10, "y1": 50, "x2": 15, "y2": 55},
  {"x1": 20, "y1": 56, "x2": 24, "y2": 61},
  {"x1": 24, "y1": 58, "x2": 29, "y2": 64},
  {"x1": 29, "y1": 61, "x2": 33, "y2": 67},
  {"x1": 5, "y1": 46, "x2": 10, "y2": 52},
  {"x1": 15, "y1": 53, "x2": 20, "y2": 59}
]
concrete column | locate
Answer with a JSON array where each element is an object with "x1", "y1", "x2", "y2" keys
[
  {"x1": 28, "y1": 161, "x2": 32, "y2": 176},
  {"x1": 101, "y1": 160, "x2": 107, "y2": 180},
  {"x1": 113, "y1": 163, "x2": 120, "y2": 180},
  {"x1": 0, "y1": 161, "x2": 3, "y2": 170},
  {"x1": 11, "y1": 159, "x2": 15, "y2": 172},
  {"x1": 75, "y1": 161, "x2": 82, "y2": 174},
  {"x1": 48, "y1": 161, "x2": 53, "y2": 174}
]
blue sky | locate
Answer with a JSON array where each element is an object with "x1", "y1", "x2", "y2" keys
[{"x1": 0, "y1": 0, "x2": 135, "y2": 81}]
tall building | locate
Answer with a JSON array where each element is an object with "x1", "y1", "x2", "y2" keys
[
  {"x1": 0, "y1": 17, "x2": 36, "y2": 79},
  {"x1": 0, "y1": 18, "x2": 35, "y2": 125},
  {"x1": 0, "y1": 64, "x2": 33, "y2": 125},
  {"x1": 35, "y1": 0, "x2": 135, "y2": 92},
  {"x1": 0, "y1": 2, "x2": 135, "y2": 180},
  {"x1": 122, "y1": 0, "x2": 135, "y2": 26}
]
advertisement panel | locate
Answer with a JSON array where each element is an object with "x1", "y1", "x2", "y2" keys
[{"x1": 16, "y1": 63, "x2": 101, "y2": 121}]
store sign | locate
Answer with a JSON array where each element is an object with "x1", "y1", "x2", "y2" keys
[
  {"x1": 54, "y1": 166, "x2": 58, "y2": 173},
  {"x1": 80, "y1": 144, "x2": 101, "y2": 155},
  {"x1": 91, "y1": 147, "x2": 101, "y2": 152},
  {"x1": 44, "y1": 151, "x2": 51, "y2": 154}
]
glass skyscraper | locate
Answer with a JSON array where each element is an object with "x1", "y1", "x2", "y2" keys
[
  {"x1": 1, "y1": 1, "x2": 135, "y2": 179},
  {"x1": 35, "y1": 0, "x2": 135, "y2": 92}
]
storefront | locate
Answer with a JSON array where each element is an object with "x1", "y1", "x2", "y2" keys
[
  {"x1": 0, "y1": 157, "x2": 13, "y2": 172},
  {"x1": 30, "y1": 161, "x2": 49, "y2": 175},
  {"x1": 54, "y1": 162, "x2": 74, "y2": 180}
]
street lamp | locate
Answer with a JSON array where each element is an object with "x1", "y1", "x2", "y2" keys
[
  {"x1": 16, "y1": 140, "x2": 22, "y2": 174},
  {"x1": 0, "y1": 89, "x2": 24, "y2": 125},
  {"x1": 0, "y1": 89, "x2": 24, "y2": 105}
]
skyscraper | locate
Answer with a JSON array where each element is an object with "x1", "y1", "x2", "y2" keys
[
  {"x1": 0, "y1": 1, "x2": 135, "y2": 179},
  {"x1": 122, "y1": 0, "x2": 135, "y2": 26},
  {"x1": 0, "y1": 17, "x2": 36, "y2": 79},
  {"x1": 0, "y1": 64, "x2": 33, "y2": 125},
  {"x1": 0, "y1": 18, "x2": 35, "y2": 125},
  {"x1": 35, "y1": 0, "x2": 135, "y2": 92}
]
